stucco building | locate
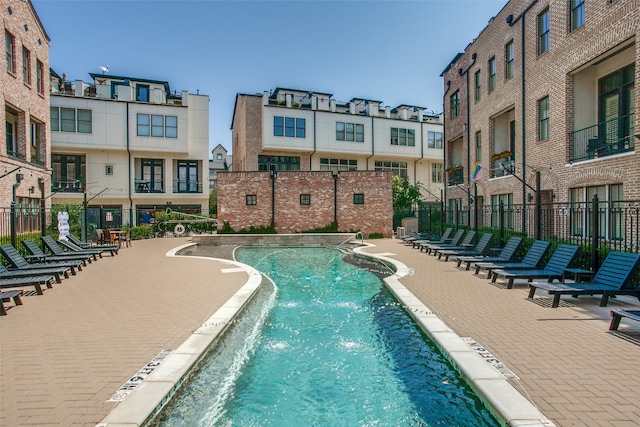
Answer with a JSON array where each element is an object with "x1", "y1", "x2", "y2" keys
[{"x1": 441, "y1": 0, "x2": 639, "y2": 237}]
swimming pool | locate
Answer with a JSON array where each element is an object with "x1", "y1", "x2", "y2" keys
[{"x1": 152, "y1": 247, "x2": 500, "y2": 426}]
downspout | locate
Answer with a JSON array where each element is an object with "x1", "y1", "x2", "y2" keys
[
  {"x1": 507, "y1": 0, "x2": 538, "y2": 234},
  {"x1": 413, "y1": 121, "x2": 424, "y2": 185},
  {"x1": 442, "y1": 80, "x2": 451, "y2": 212},
  {"x1": 126, "y1": 102, "x2": 133, "y2": 226},
  {"x1": 333, "y1": 172, "x2": 338, "y2": 225},
  {"x1": 309, "y1": 110, "x2": 316, "y2": 169},
  {"x1": 458, "y1": 53, "x2": 477, "y2": 222},
  {"x1": 365, "y1": 116, "x2": 375, "y2": 170},
  {"x1": 270, "y1": 170, "x2": 276, "y2": 229}
]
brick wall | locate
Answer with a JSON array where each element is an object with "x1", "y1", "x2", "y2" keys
[{"x1": 217, "y1": 171, "x2": 393, "y2": 237}]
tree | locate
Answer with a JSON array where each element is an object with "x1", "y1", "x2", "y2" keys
[
  {"x1": 209, "y1": 188, "x2": 217, "y2": 214},
  {"x1": 392, "y1": 175, "x2": 424, "y2": 214}
]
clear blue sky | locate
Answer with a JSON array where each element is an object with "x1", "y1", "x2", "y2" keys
[{"x1": 32, "y1": 0, "x2": 506, "y2": 156}]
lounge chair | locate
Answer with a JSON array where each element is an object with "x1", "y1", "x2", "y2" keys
[
  {"x1": 456, "y1": 237, "x2": 523, "y2": 270},
  {"x1": 609, "y1": 309, "x2": 640, "y2": 331},
  {"x1": 410, "y1": 228, "x2": 453, "y2": 248},
  {"x1": 528, "y1": 251, "x2": 640, "y2": 308},
  {"x1": 66, "y1": 233, "x2": 120, "y2": 253},
  {"x1": 0, "y1": 244, "x2": 77, "y2": 279},
  {"x1": 21, "y1": 239, "x2": 92, "y2": 265},
  {"x1": 438, "y1": 233, "x2": 493, "y2": 262},
  {"x1": 424, "y1": 230, "x2": 477, "y2": 256},
  {"x1": 0, "y1": 274, "x2": 56, "y2": 295},
  {"x1": 474, "y1": 240, "x2": 551, "y2": 276},
  {"x1": 56, "y1": 237, "x2": 118, "y2": 257},
  {"x1": 417, "y1": 229, "x2": 464, "y2": 252},
  {"x1": 0, "y1": 289, "x2": 24, "y2": 315},
  {"x1": 41, "y1": 236, "x2": 100, "y2": 260},
  {"x1": 490, "y1": 244, "x2": 580, "y2": 289}
]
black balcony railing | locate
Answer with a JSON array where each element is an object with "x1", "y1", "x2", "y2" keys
[
  {"x1": 173, "y1": 180, "x2": 202, "y2": 193},
  {"x1": 135, "y1": 179, "x2": 164, "y2": 193},
  {"x1": 447, "y1": 168, "x2": 464, "y2": 186},
  {"x1": 569, "y1": 113, "x2": 635, "y2": 162}
]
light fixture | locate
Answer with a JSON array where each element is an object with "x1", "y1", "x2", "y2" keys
[
  {"x1": 16, "y1": 173, "x2": 24, "y2": 182},
  {"x1": 28, "y1": 186, "x2": 35, "y2": 194}
]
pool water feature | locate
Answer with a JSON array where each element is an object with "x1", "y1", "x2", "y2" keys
[{"x1": 153, "y1": 247, "x2": 500, "y2": 426}]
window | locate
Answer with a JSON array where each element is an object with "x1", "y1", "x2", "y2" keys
[
  {"x1": 136, "y1": 114, "x2": 177, "y2": 138},
  {"x1": 30, "y1": 119, "x2": 42, "y2": 162},
  {"x1": 51, "y1": 154, "x2": 86, "y2": 192},
  {"x1": 320, "y1": 158, "x2": 357, "y2": 172},
  {"x1": 136, "y1": 84, "x2": 149, "y2": 102},
  {"x1": 176, "y1": 160, "x2": 199, "y2": 193},
  {"x1": 570, "y1": 0, "x2": 584, "y2": 31},
  {"x1": 505, "y1": 40, "x2": 514, "y2": 79},
  {"x1": 141, "y1": 158, "x2": 164, "y2": 192},
  {"x1": 5, "y1": 31, "x2": 16, "y2": 74},
  {"x1": 490, "y1": 193, "x2": 514, "y2": 229},
  {"x1": 475, "y1": 131, "x2": 482, "y2": 162},
  {"x1": 5, "y1": 120, "x2": 16, "y2": 156},
  {"x1": 353, "y1": 194, "x2": 364, "y2": 205},
  {"x1": 570, "y1": 184, "x2": 623, "y2": 240},
  {"x1": 105, "y1": 165, "x2": 114, "y2": 176},
  {"x1": 22, "y1": 47, "x2": 31, "y2": 84},
  {"x1": 432, "y1": 163, "x2": 443, "y2": 183},
  {"x1": 390, "y1": 127, "x2": 415, "y2": 146},
  {"x1": 258, "y1": 155, "x2": 300, "y2": 171},
  {"x1": 538, "y1": 96, "x2": 549, "y2": 141},
  {"x1": 246, "y1": 195, "x2": 257, "y2": 206},
  {"x1": 538, "y1": 9, "x2": 550, "y2": 54},
  {"x1": 51, "y1": 107, "x2": 92, "y2": 133},
  {"x1": 216, "y1": 153, "x2": 223, "y2": 160},
  {"x1": 300, "y1": 194, "x2": 311, "y2": 205},
  {"x1": 474, "y1": 70, "x2": 481, "y2": 102},
  {"x1": 488, "y1": 57, "x2": 496, "y2": 91},
  {"x1": 428, "y1": 131, "x2": 443, "y2": 149},
  {"x1": 336, "y1": 122, "x2": 364, "y2": 142},
  {"x1": 274, "y1": 116, "x2": 305, "y2": 138},
  {"x1": 374, "y1": 160, "x2": 407, "y2": 178},
  {"x1": 450, "y1": 91, "x2": 460, "y2": 118},
  {"x1": 36, "y1": 60, "x2": 43, "y2": 94}
]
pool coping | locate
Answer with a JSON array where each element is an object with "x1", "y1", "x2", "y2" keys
[{"x1": 97, "y1": 242, "x2": 555, "y2": 427}]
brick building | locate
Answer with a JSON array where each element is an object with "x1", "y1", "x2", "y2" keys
[
  {"x1": 217, "y1": 170, "x2": 393, "y2": 238},
  {"x1": 1, "y1": 0, "x2": 50, "y2": 217},
  {"x1": 441, "y1": 0, "x2": 639, "y2": 237}
]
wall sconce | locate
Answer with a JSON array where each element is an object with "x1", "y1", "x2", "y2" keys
[
  {"x1": 16, "y1": 173, "x2": 24, "y2": 182},
  {"x1": 29, "y1": 186, "x2": 35, "y2": 194}
]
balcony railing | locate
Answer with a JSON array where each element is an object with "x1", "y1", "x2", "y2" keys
[
  {"x1": 447, "y1": 167, "x2": 464, "y2": 186},
  {"x1": 490, "y1": 158, "x2": 515, "y2": 179},
  {"x1": 173, "y1": 180, "x2": 202, "y2": 193},
  {"x1": 569, "y1": 113, "x2": 635, "y2": 162},
  {"x1": 135, "y1": 179, "x2": 164, "y2": 193}
]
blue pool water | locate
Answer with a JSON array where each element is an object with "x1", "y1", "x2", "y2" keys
[{"x1": 154, "y1": 247, "x2": 500, "y2": 426}]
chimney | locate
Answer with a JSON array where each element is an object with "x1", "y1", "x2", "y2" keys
[
  {"x1": 311, "y1": 96, "x2": 317, "y2": 110},
  {"x1": 385, "y1": 106, "x2": 391, "y2": 118},
  {"x1": 330, "y1": 99, "x2": 336, "y2": 112},
  {"x1": 349, "y1": 102, "x2": 356, "y2": 114},
  {"x1": 286, "y1": 93, "x2": 292, "y2": 108},
  {"x1": 263, "y1": 91, "x2": 269, "y2": 106}
]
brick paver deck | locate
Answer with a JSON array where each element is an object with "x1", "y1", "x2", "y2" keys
[{"x1": 1, "y1": 237, "x2": 639, "y2": 426}]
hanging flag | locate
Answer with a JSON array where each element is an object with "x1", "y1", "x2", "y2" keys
[{"x1": 471, "y1": 162, "x2": 482, "y2": 181}]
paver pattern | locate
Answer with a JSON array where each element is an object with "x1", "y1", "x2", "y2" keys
[{"x1": 1, "y1": 236, "x2": 639, "y2": 426}]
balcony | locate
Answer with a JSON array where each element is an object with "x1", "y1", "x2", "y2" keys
[
  {"x1": 173, "y1": 180, "x2": 202, "y2": 193},
  {"x1": 135, "y1": 179, "x2": 164, "y2": 193},
  {"x1": 569, "y1": 113, "x2": 635, "y2": 162},
  {"x1": 447, "y1": 166, "x2": 464, "y2": 186}
]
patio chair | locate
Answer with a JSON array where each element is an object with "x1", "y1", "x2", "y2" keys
[
  {"x1": 119, "y1": 229, "x2": 132, "y2": 248},
  {"x1": 489, "y1": 244, "x2": 580, "y2": 289},
  {"x1": 66, "y1": 233, "x2": 120, "y2": 252},
  {"x1": 410, "y1": 228, "x2": 453, "y2": 248},
  {"x1": 456, "y1": 237, "x2": 523, "y2": 270},
  {"x1": 473, "y1": 240, "x2": 551, "y2": 276},
  {"x1": 609, "y1": 309, "x2": 640, "y2": 331},
  {"x1": 417, "y1": 229, "x2": 464, "y2": 251},
  {"x1": 0, "y1": 244, "x2": 77, "y2": 280},
  {"x1": 437, "y1": 234, "x2": 493, "y2": 262},
  {"x1": 0, "y1": 273, "x2": 55, "y2": 295},
  {"x1": 41, "y1": 236, "x2": 99, "y2": 260},
  {"x1": 21, "y1": 239, "x2": 92, "y2": 265},
  {"x1": 57, "y1": 238, "x2": 118, "y2": 257},
  {"x1": 1, "y1": 289, "x2": 24, "y2": 315},
  {"x1": 528, "y1": 251, "x2": 640, "y2": 308},
  {"x1": 423, "y1": 230, "x2": 477, "y2": 256}
]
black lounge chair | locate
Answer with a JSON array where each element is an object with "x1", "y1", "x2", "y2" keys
[
  {"x1": 0, "y1": 273, "x2": 56, "y2": 295},
  {"x1": 66, "y1": 233, "x2": 120, "y2": 253},
  {"x1": 528, "y1": 251, "x2": 640, "y2": 308},
  {"x1": 490, "y1": 244, "x2": 581, "y2": 289},
  {"x1": 474, "y1": 240, "x2": 551, "y2": 276},
  {"x1": 55, "y1": 237, "x2": 117, "y2": 257},
  {"x1": 41, "y1": 236, "x2": 99, "y2": 260},
  {"x1": 0, "y1": 289, "x2": 24, "y2": 315},
  {"x1": 0, "y1": 244, "x2": 77, "y2": 280},
  {"x1": 425, "y1": 230, "x2": 477, "y2": 256},
  {"x1": 456, "y1": 237, "x2": 523, "y2": 270},
  {"x1": 609, "y1": 309, "x2": 640, "y2": 331},
  {"x1": 438, "y1": 234, "x2": 493, "y2": 262},
  {"x1": 417, "y1": 229, "x2": 464, "y2": 252},
  {"x1": 22, "y1": 239, "x2": 92, "y2": 265},
  {"x1": 410, "y1": 228, "x2": 453, "y2": 248}
]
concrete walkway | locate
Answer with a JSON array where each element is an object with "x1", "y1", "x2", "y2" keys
[{"x1": 1, "y1": 237, "x2": 639, "y2": 426}]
